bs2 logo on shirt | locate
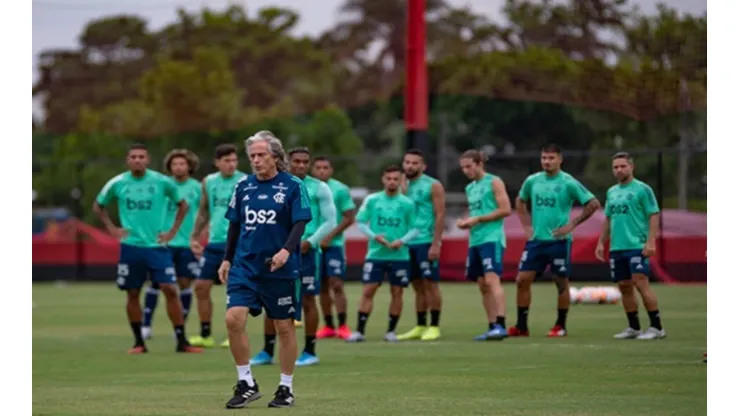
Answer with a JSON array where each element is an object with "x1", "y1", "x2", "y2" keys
[{"x1": 244, "y1": 206, "x2": 277, "y2": 229}]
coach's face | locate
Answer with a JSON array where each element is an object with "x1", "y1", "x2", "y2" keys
[
  {"x1": 248, "y1": 141, "x2": 274, "y2": 174},
  {"x1": 459, "y1": 157, "x2": 479, "y2": 180},
  {"x1": 383, "y1": 171, "x2": 402, "y2": 192},
  {"x1": 540, "y1": 151, "x2": 562, "y2": 173},
  {"x1": 290, "y1": 152, "x2": 311, "y2": 179},
  {"x1": 612, "y1": 157, "x2": 633, "y2": 182},
  {"x1": 127, "y1": 149, "x2": 149, "y2": 173},
  {"x1": 169, "y1": 156, "x2": 190, "y2": 178},
  {"x1": 312, "y1": 160, "x2": 332, "y2": 181}
]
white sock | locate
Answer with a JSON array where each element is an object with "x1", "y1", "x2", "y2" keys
[
  {"x1": 280, "y1": 373, "x2": 293, "y2": 392},
  {"x1": 237, "y1": 365, "x2": 254, "y2": 385}
]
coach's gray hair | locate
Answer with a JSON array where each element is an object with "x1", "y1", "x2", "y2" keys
[{"x1": 244, "y1": 130, "x2": 288, "y2": 171}]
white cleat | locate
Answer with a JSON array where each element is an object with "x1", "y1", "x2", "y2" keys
[
  {"x1": 613, "y1": 327, "x2": 641, "y2": 339},
  {"x1": 141, "y1": 326, "x2": 153, "y2": 340},
  {"x1": 636, "y1": 327, "x2": 666, "y2": 340},
  {"x1": 384, "y1": 332, "x2": 398, "y2": 343},
  {"x1": 345, "y1": 331, "x2": 366, "y2": 343}
]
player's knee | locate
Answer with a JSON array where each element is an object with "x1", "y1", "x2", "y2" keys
[
  {"x1": 516, "y1": 273, "x2": 534, "y2": 287},
  {"x1": 194, "y1": 280, "x2": 211, "y2": 298},
  {"x1": 330, "y1": 278, "x2": 344, "y2": 293},
  {"x1": 126, "y1": 289, "x2": 140, "y2": 302},
  {"x1": 225, "y1": 309, "x2": 246, "y2": 332},
  {"x1": 631, "y1": 274, "x2": 650, "y2": 290},
  {"x1": 390, "y1": 286, "x2": 403, "y2": 299},
  {"x1": 617, "y1": 280, "x2": 634, "y2": 295},
  {"x1": 177, "y1": 278, "x2": 192, "y2": 290},
  {"x1": 274, "y1": 320, "x2": 294, "y2": 337},
  {"x1": 477, "y1": 279, "x2": 492, "y2": 294},
  {"x1": 362, "y1": 284, "x2": 379, "y2": 298},
  {"x1": 159, "y1": 283, "x2": 178, "y2": 298}
]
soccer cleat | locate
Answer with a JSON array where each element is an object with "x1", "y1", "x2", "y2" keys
[
  {"x1": 176, "y1": 343, "x2": 203, "y2": 353},
  {"x1": 336, "y1": 324, "x2": 353, "y2": 340},
  {"x1": 613, "y1": 328, "x2": 641, "y2": 339},
  {"x1": 249, "y1": 350, "x2": 274, "y2": 366},
  {"x1": 128, "y1": 345, "x2": 148, "y2": 354},
  {"x1": 547, "y1": 325, "x2": 567, "y2": 337},
  {"x1": 268, "y1": 385, "x2": 295, "y2": 408},
  {"x1": 188, "y1": 335, "x2": 216, "y2": 348},
  {"x1": 225, "y1": 380, "x2": 262, "y2": 409},
  {"x1": 420, "y1": 326, "x2": 441, "y2": 341},
  {"x1": 345, "y1": 331, "x2": 366, "y2": 343},
  {"x1": 384, "y1": 332, "x2": 398, "y2": 342},
  {"x1": 295, "y1": 351, "x2": 320, "y2": 367},
  {"x1": 316, "y1": 326, "x2": 337, "y2": 339},
  {"x1": 703, "y1": 352, "x2": 707, "y2": 363},
  {"x1": 396, "y1": 326, "x2": 426, "y2": 341},
  {"x1": 507, "y1": 327, "x2": 530, "y2": 337},
  {"x1": 141, "y1": 326, "x2": 153, "y2": 340},
  {"x1": 220, "y1": 339, "x2": 230, "y2": 348},
  {"x1": 294, "y1": 320, "x2": 303, "y2": 328},
  {"x1": 474, "y1": 325, "x2": 507, "y2": 341},
  {"x1": 636, "y1": 327, "x2": 666, "y2": 340}
]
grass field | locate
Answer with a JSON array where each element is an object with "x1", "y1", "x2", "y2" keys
[{"x1": 33, "y1": 282, "x2": 706, "y2": 416}]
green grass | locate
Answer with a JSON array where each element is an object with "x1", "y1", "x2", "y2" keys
[{"x1": 33, "y1": 282, "x2": 706, "y2": 416}]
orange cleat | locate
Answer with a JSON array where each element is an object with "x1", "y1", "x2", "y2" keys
[
  {"x1": 128, "y1": 345, "x2": 148, "y2": 354},
  {"x1": 177, "y1": 344, "x2": 204, "y2": 353},
  {"x1": 507, "y1": 327, "x2": 530, "y2": 337},
  {"x1": 547, "y1": 325, "x2": 567, "y2": 337},
  {"x1": 336, "y1": 324, "x2": 353, "y2": 340},
  {"x1": 316, "y1": 326, "x2": 337, "y2": 339}
]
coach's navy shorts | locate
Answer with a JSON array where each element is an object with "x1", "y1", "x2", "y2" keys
[
  {"x1": 609, "y1": 250, "x2": 650, "y2": 282},
  {"x1": 197, "y1": 243, "x2": 225, "y2": 284},
  {"x1": 169, "y1": 246, "x2": 200, "y2": 279},
  {"x1": 300, "y1": 248, "x2": 321, "y2": 296},
  {"x1": 518, "y1": 240, "x2": 571, "y2": 278},
  {"x1": 117, "y1": 244, "x2": 176, "y2": 290},
  {"x1": 361, "y1": 260, "x2": 410, "y2": 287},
  {"x1": 465, "y1": 242, "x2": 504, "y2": 280},
  {"x1": 408, "y1": 243, "x2": 440, "y2": 281},
  {"x1": 226, "y1": 269, "x2": 302, "y2": 321},
  {"x1": 321, "y1": 246, "x2": 346, "y2": 280}
]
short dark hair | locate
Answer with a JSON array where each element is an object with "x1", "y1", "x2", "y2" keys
[
  {"x1": 164, "y1": 149, "x2": 200, "y2": 175},
  {"x1": 288, "y1": 147, "x2": 310, "y2": 158},
  {"x1": 313, "y1": 156, "x2": 331, "y2": 164},
  {"x1": 541, "y1": 143, "x2": 562, "y2": 154},
  {"x1": 405, "y1": 148, "x2": 425, "y2": 159},
  {"x1": 459, "y1": 149, "x2": 487, "y2": 164},
  {"x1": 383, "y1": 165, "x2": 402, "y2": 174},
  {"x1": 214, "y1": 144, "x2": 237, "y2": 159},
  {"x1": 128, "y1": 143, "x2": 148, "y2": 152},
  {"x1": 612, "y1": 151, "x2": 633, "y2": 162}
]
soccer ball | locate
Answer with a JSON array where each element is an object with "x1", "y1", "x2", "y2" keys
[{"x1": 571, "y1": 286, "x2": 621, "y2": 304}]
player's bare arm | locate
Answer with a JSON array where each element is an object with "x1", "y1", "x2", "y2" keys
[
  {"x1": 321, "y1": 209, "x2": 356, "y2": 249},
  {"x1": 553, "y1": 198, "x2": 601, "y2": 238},
  {"x1": 643, "y1": 214, "x2": 659, "y2": 257},
  {"x1": 159, "y1": 200, "x2": 188, "y2": 243},
  {"x1": 190, "y1": 180, "x2": 210, "y2": 256},
  {"x1": 93, "y1": 202, "x2": 128, "y2": 239},
  {"x1": 515, "y1": 196, "x2": 532, "y2": 238},
  {"x1": 428, "y1": 182, "x2": 446, "y2": 260},
  {"x1": 595, "y1": 218, "x2": 611, "y2": 262}
]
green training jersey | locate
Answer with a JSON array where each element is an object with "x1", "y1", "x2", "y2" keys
[
  {"x1": 605, "y1": 179, "x2": 660, "y2": 252},
  {"x1": 356, "y1": 191, "x2": 417, "y2": 261},
  {"x1": 205, "y1": 171, "x2": 246, "y2": 244},
  {"x1": 406, "y1": 174, "x2": 439, "y2": 245},
  {"x1": 301, "y1": 175, "x2": 336, "y2": 246},
  {"x1": 164, "y1": 177, "x2": 202, "y2": 248},
  {"x1": 518, "y1": 171, "x2": 595, "y2": 241},
  {"x1": 326, "y1": 178, "x2": 356, "y2": 247},
  {"x1": 465, "y1": 173, "x2": 506, "y2": 248},
  {"x1": 95, "y1": 169, "x2": 181, "y2": 248}
]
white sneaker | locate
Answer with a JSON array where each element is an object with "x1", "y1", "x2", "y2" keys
[
  {"x1": 384, "y1": 332, "x2": 398, "y2": 343},
  {"x1": 613, "y1": 327, "x2": 641, "y2": 339},
  {"x1": 345, "y1": 331, "x2": 366, "y2": 343},
  {"x1": 141, "y1": 326, "x2": 153, "y2": 340},
  {"x1": 636, "y1": 327, "x2": 666, "y2": 340}
]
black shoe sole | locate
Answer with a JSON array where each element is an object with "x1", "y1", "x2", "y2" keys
[
  {"x1": 225, "y1": 392, "x2": 262, "y2": 409},
  {"x1": 267, "y1": 401, "x2": 295, "y2": 408}
]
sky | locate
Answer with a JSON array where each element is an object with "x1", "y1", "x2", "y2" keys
[{"x1": 31, "y1": 0, "x2": 706, "y2": 116}]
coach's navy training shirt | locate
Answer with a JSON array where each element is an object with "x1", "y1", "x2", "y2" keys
[{"x1": 226, "y1": 171, "x2": 312, "y2": 280}]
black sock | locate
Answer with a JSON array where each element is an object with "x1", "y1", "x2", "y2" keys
[
  {"x1": 388, "y1": 314, "x2": 400, "y2": 333},
  {"x1": 200, "y1": 321, "x2": 211, "y2": 338},
  {"x1": 357, "y1": 312, "x2": 370, "y2": 334},
  {"x1": 338, "y1": 312, "x2": 347, "y2": 326},
  {"x1": 324, "y1": 314, "x2": 335, "y2": 328},
  {"x1": 496, "y1": 316, "x2": 506, "y2": 328},
  {"x1": 647, "y1": 310, "x2": 663, "y2": 330},
  {"x1": 516, "y1": 307, "x2": 529, "y2": 331},
  {"x1": 556, "y1": 308, "x2": 569, "y2": 329},
  {"x1": 130, "y1": 321, "x2": 145, "y2": 346},
  {"x1": 430, "y1": 310, "x2": 441, "y2": 327},
  {"x1": 174, "y1": 325, "x2": 186, "y2": 344},
  {"x1": 304, "y1": 335, "x2": 317, "y2": 355},
  {"x1": 416, "y1": 311, "x2": 427, "y2": 326},
  {"x1": 264, "y1": 334, "x2": 277, "y2": 356},
  {"x1": 488, "y1": 322, "x2": 496, "y2": 331},
  {"x1": 626, "y1": 311, "x2": 641, "y2": 330}
]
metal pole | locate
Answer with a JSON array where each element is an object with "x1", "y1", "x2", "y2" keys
[
  {"x1": 404, "y1": 0, "x2": 429, "y2": 157},
  {"x1": 656, "y1": 151, "x2": 666, "y2": 274},
  {"x1": 74, "y1": 162, "x2": 86, "y2": 282}
]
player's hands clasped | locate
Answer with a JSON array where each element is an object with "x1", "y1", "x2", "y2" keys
[
  {"x1": 300, "y1": 240, "x2": 312, "y2": 254},
  {"x1": 270, "y1": 248, "x2": 290, "y2": 272},
  {"x1": 594, "y1": 242, "x2": 606, "y2": 262},
  {"x1": 157, "y1": 229, "x2": 177, "y2": 245},
  {"x1": 107, "y1": 226, "x2": 129, "y2": 240},
  {"x1": 642, "y1": 239, "x2": 656, "y2": 257},
  {"x1": 456, "y1": 217, "x2": 478, "y2": 229},
  {"x1": 218, "y1": 261, "x2": 231, "y2": 284},
  {"x1": 427, "y1": 244, "x2": 441, "y2": 261},
  {"x1": 388, "y1": 240, "x2": 403, "y2": 249},
  {"x1": 190, "y1": 239, "x2": 204, "y2": 259},
  {"x1": 374, "y1": 234, "x2": 390, "y2": 247}
]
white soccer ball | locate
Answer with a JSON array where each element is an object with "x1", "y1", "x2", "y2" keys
[{"x1": 569, "y1": 287, "x2": 580, "y2": 304}]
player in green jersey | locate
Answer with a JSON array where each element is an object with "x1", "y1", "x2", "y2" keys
[
  {"x1": 189, "y1": 144, "x2": 246, "y2": 348},
  {"x1": 456, "y1": 150, "x2": 511, "y2": 340},
  {"x1": 142, "y1": 149, "x2": 202, "y2": 340},
  {"x1": 93, "y1": 143, "x2": 202, "y2": 354},
  {"x1": 595, "y1": 152, "x2": 665, "y2": 340},
  {"x1": 396, "y1": 149, "x2": 447, "y2": 341},
  {"x1": 312, "y1": 156, "x2": 357, "y2": 340},
  {"x1": 251, "y1": 148, "x2": 337, "y2": 367},
  {"x1": 510, "y1": 144, "x2": 601, "y2": 338},
  {"x1": 345, "y1": 165, "x2": 421, "y2": 343}
]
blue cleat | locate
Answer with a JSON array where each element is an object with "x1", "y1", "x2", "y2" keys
[
  {"x1": 474, "y1": 324, "x2": 508, "y2": 341},
  {"x1": 249, "y1": 350, "x2": 274, "y2": 366},
  {"x1": 295, "y1": 351, "x2": 320, "y2": 367}
]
